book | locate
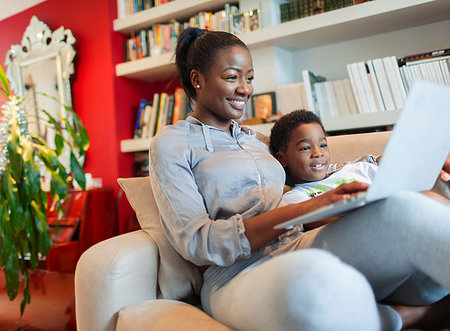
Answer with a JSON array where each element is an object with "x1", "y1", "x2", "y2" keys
[
  {"x1": 141, "y1": 102, "x2": 153, "y2": 138},
  {"x1": 371, "y1": 58, "x2": 396, "y2": 111},
  {"x1": 156, "y1": 92, "x2": 168, "y2": 133},
  {"x1": 302, "y1": 69, "x2": 327, "y2": 115},
  {"x1": 355, "y1": 61, "x2": 379, "y2": 113},
  {"x1": 382, "y1": 56, "x2": 406, "y2": 110},
  {"x1": 148, "y1": 93, "x2": 160, "y2": 137},
  {"x1": 171, "y1": 87, "x2": 185, "y2": 124},
  {"x1": 346, "y1": 62, "x2": 366, "y2": 114},
  {"x1": 133, "y1": 99, "x2": 149, "y2": 138},
  {"x1": 275, "y1": 82, "x2": 308, "y2": 115},
  {"x1": 342, "y1": 78, "x2": 359, "y2": 115},
  {"x1": 366, "y1": 60, "x2": 386, "y2": 111},
  {"x1": 397, "y1": 48, "x2": 450, "y2": 66}
]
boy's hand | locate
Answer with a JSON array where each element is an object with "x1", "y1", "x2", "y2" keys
[{"x1": 439, "y1": 157, "x2": 450, "y2": 182}]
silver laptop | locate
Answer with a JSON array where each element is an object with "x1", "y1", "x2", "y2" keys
[{"x1": 274, "y1": 80, "x2": 450, "y2": 230}]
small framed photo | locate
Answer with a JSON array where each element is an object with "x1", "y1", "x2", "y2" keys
[
  {"x1": 247, "y1": 9, "x2": 260, "y2": 31},
  {"x1": 251, "y1": 92, "x2": 277, "y2": 120},
  {"x1": 231, "y1": 12, "x2": 246, "y2": 34}
]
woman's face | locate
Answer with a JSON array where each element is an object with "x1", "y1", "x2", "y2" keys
[
  {"x1": 193, "y1": 46, "x2": 254, "y2": 131},
  {"x1": 277, "y1": 123, "x2": 330, "y2": 184}
]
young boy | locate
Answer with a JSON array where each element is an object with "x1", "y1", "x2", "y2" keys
[
  {"x1": 270, "y1": 109, "x2": 380, "y2": 205},
  {"x1": 269, "y1": 110, "x2": 448, "y2": 207}
]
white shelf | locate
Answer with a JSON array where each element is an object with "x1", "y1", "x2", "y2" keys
[
  {"x1": 121, "y1": 138, "x2": 152, "y2": 153},
  {"x1": 241, "y1": 0, "x2": 450, "y2": 51},
  {"x1": 114, "y1": 0, "x2": 238, "y2": 34},
  {"x1": 120, "y1": 110, "x2": 400, "y2": 152},
  {"x1": 114, "y1": 0, "x2": 450, "y2": 81},
  {"x1": 116, "y1": 52, "x2": 176, "y2": 81}
]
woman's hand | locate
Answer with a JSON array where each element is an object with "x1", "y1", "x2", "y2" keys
[{"x1": 311, "y1": 181, "x2": 369, "y2": 207}]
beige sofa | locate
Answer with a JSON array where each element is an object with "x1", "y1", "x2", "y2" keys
[{"x1": 75, "y1": 131, "x2": 392, "y2": 331}]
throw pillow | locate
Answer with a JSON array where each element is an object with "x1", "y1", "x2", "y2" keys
[{"x1": 117, "y1": 177, "x2": 203, "y2": 300}]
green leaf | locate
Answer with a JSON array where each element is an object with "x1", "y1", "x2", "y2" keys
[
  {"x1": 7, "y1": 139, "x2": 24, "y2": 184},
  {"x1": 70, "y1": 151, "x2": 86, "y2": 190},
  {"x1": 5, "y1": 251, "x2": 19, "y2": 300},
  {"x1": 54, "y1": 132, "x2": 65, "y2": 156},
  {"x1": 0, "y1": 64, "x2": 10, "y2": 97},
  {"x1": 50, "y1": 170, "x2": 68, "y2": 199}
]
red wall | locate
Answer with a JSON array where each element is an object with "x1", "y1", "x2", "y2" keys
[{"x1": 0, "y1": 0, "x2": 158, "y2": 232}]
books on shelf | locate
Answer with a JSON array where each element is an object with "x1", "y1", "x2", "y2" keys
[
  {"x1": 133, "y1": 89, "x2": 189, "y2": 140},
  {"x1": 302, "y1": 69, "x2": 358, "y2": 119},
  {"x1": 398, "y1": 49, "x2": 450, "y2": 92},
  {"x1": 280, "y1": 0, "x2": 370, "y2": 24},
  {"x1": 117, "y1": 0, "x2": 173, "y2": 19},
  {"x1": 347, "y1": 56, "x2": 407, "y2": 112}
]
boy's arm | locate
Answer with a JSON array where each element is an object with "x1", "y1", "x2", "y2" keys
[{"x1": 328, "y1": 154, "x2": 380, "y2": 176}]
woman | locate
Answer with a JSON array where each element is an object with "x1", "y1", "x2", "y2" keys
[{"x1": 149, "y1": 27, "x2": 450, "y2": 330}]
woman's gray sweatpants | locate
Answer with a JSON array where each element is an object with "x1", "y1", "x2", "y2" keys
[{"x1": 209, "y1": 192, "x2": 450, "y2": 331}]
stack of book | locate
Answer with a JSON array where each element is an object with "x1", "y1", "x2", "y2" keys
[
  {"x1": 302, "y1": 70, "x2": 358, "y2": 118},
  {"x1": 346, "y1": 57, "x2": 406, "y2": 113},
  {"x1": 133, "y1": 87, "x2": 189, "y2": 139},
  {"x1": 280, "y1": 0, "x2": 371, "y2": 23},
  {"x1": 188, "y1": 4, "x2": 239, "y2": 33},
  {"x1": 297, "y1": 48, "x2": 449, "y2": 119},
  {"x1": 124, "y1": 20, "x2": 182, "y2": 61},
  {"x1": 398, "y1": 48, "x2": 450, "y2": 92},
  {"x1": 117, "y1": 0, "x2": 174, "y2": 19},
  {"x1": 123, "y1": 4, "x2": 244, "y2": 61}
]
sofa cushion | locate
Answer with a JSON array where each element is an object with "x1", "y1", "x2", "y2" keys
[
  {"x1": 116, "y1": 299, "x2": 233, "y2": 331},
  {"x1": 118, "y1": 177, "x2": 203, "y2": 300}
]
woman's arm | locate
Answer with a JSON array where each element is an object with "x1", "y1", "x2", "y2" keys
[{"x1": 243, "y1": 181, "x2": 369, "y2": 251}]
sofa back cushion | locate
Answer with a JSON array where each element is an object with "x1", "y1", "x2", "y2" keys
[
  {"x1": 118, "y1": 177, "x2": 203, "y2": 300},
  {"x1": 327, "y1": 131, "x2": 391, "y2": 164}
]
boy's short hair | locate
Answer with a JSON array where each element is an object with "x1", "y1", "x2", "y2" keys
[{"x1": 269, "y1": 109, "x2": 325, "y2": 155}]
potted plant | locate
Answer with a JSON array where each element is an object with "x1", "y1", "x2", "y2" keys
[{"x1": 0, "y1": 64, "x2": 89, "y2": 314}]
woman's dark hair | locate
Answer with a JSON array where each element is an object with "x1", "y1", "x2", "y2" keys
[
  {"x1": 175, "y1": 27, "x2": 248, "y2": 102},
  {"x1": 269, "y1": 110, "x2": 326, "y2": 156}
]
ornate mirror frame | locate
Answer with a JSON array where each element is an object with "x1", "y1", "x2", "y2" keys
[{"x1": 5, "y1": 15, "x2": 77, "y2": 169}]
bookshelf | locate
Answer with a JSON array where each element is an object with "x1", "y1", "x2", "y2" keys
[
  {"x1": 115, "y1": 0, "x2": 450, "y2": 152},
  {"x1": 114, "y1": 0, "x2": 239, "y2": 34},
  {"x1": 120, "y1": 110, "x2": 400, "y2": 152},
  {"x1": 115, "y1": 0, "x2": 450, "y2": 81}
]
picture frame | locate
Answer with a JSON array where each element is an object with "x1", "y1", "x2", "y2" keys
[
  {"x1": 251, "y1": 92, "x2": 277, "y2": 119},
  {"x1": 247, "y1": 8, "x2": 260, "y2": 32},
  {"x1": 231, "y1": 12, "x2": 246, "y2": 34}
]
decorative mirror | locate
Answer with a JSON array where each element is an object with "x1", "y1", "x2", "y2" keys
[{"x1": 4, "y1": 16, "x2": 77, "y2": 168}]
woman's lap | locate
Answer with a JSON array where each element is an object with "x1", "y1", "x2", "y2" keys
[
  {"x1": 209, "y1": 249, "x2": 382, "y2": 331},
  {"x1": 298, "y1": 191, "x2": 450, "y2": 302},
  {"x1": 206, "y1": 192, "x2": 450, "y2": 330}
]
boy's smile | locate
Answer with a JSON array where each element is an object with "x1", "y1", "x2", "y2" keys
[{"x1": 277, "y1": 123, "x2": 330, "y2": 184}]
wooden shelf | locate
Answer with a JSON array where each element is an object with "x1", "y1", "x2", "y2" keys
[
  {"x1": 114, "y1": 0, "x2": 450, "y2": 81},
  {"x1": 114, "y1": 0, "x2": 238, "y2": 34},
  {"x1": 120, "y1": 110, "x2": 400, "y2": 152}
]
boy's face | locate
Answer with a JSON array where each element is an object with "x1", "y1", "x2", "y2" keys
[{"x1": 277, "y1": 123, "x2": 330, "y2": 184}]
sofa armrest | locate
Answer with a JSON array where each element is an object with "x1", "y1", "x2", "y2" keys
[{"x1": 75, "y1": 230, "x2": 159, "y2": 331}]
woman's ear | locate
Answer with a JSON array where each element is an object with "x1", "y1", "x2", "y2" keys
[
  {"x1": 276, "y1": 151, "x2": 288, "y2": 168},
  {"x1": 190, "y1": 69, "x2": 201, "y2": 89}
]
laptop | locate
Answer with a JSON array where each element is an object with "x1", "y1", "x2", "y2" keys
[{"x1": 274, "y1": 80, "x2": 450, "y2": 230}]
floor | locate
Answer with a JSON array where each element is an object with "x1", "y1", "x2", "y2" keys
[{"x1": 0, "y1": 269, "x2": 76, "y2": 331}]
